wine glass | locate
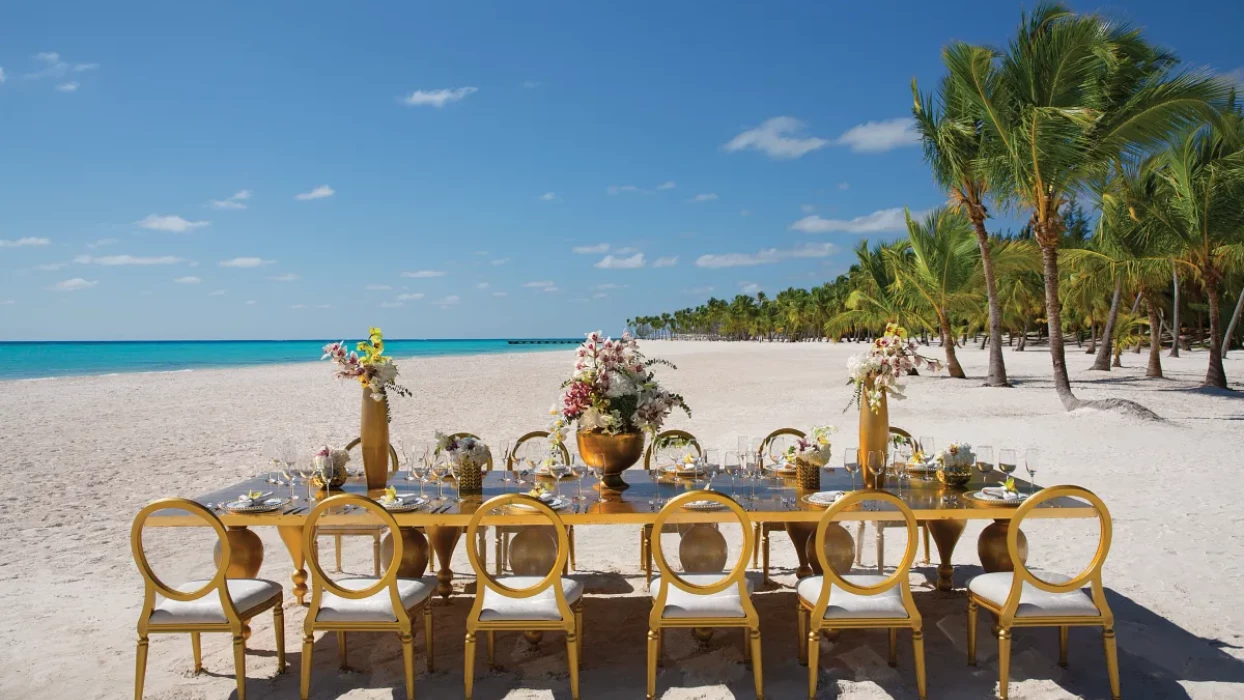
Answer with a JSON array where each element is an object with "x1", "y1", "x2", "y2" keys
[
  {"x1": 1024, "y1": 448, "x2": 1040, "y2": 496},
  {"x1": 918, "y1": 436, "x2": 935, "y2": 460},
  {"x1": 569, "y1": 454, "x2": 589, "y2": 502},
  {"x1": 998, "y1": 448, "x2": 1017, "y2": 482},
  {"x1": 723, "y1": 451, "x2": 741, "y2": 498},
  {"x1": 430, "y1": 455, "x2": 450, "y2": 502},
  {"x1": 867, "y1": 450, "x2": 887, "y2": 488},
  {"x1": 296, "y1": 457, "x2": 317, "y2": 501},
  {"x1": 702, "y1": 448, "x2": 719, "y2": 486},
  {"x1": 892, "y1": 444, "x2": 911, "y2": 495},
  {"x1": 647, "y1": 467, "x2": 663, "y2": 511},
  {"x1": 976, "y1": 446, "x2": 995, "y2": 480},
  {"x1": 843, "y1": 448, "x2": 859, "y2": 491}
]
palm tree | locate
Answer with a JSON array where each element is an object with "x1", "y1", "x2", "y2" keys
[
  {"x1": 826, "y1": 241, "x2": 911, "y2": 339},
  {"x1": 948, "y1": 1, "x2": 1222, "y2": 410}
]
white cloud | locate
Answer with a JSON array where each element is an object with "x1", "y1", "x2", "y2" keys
[
  {"x1": 380, "y1": 301, "x2": 404, "y2": 308},
  {"x1": 245, "y1": 300, "x2": 256, "y2": 305},
  {"x1": 595, "y1": 253, "x2": 645, "y2": 269},
  {"x1": 55, "y1": 81, "x2": 79, "y2": 92},
  {"x1": 86, "y1": 238, "x2": 117, "y2": 249},
  {"x1": 476, "y1": 282, "x2": 490, "y2": 289},
  {"x1": 789, "y1": 207, "x2": 916, "y2": 234},
  {"x1": 35, "y1": 52, "x2": 60, "y2": 63},
  {"x1": 607, "y1": 185, "x2": 641, "y2": 195},
  {"x1": 268, "y1": 273, "x2": 299, "y2": 282},
  {"x1": 434, "y1": 295, "x2": 461, "y2": 306},
  {"x1": 208, "y1": 289, "x2": 227, "y2": 296},
  {"x1": 695, "y1": 242, "x2": 836, "y2": 268},
  {"x1": 688, "y1": 193, "x2": 718, "y2": 203},
  {"x1": 316, "y1": 304, "x2": 335, "y2": 309},
  {"x1": 837, "y1": 182, "x2": 851, "y2": 190},
  {"x1": 656, "y1": 181, "x2": 677, "y2": 190},
  {"x1": 834, "y1": 118, "x2": 920, "y2": 153},
  {"x1": 739, "y1": 209, "x2": 750, "y2": 217},
  {"x1": 0, "y1": 300, "x2": 14, "y2": 305},
  {"x1": 402, "y1": 87, "x2": 478, "y2": 107},
  {"x1": 740, "y1": 282, "x2": 761, "y2": 294},
  {"x1": 174, "y1": 276, "x2": 201, "y2": 284},
  {"x1": 521, "y1": 80, "x2": 542, "y2": 89},
  {"x1": 74, "y1": 63, "x2": 99, "y2": 72},
  {"x1": 291, "y1": 304, "x2": 307, "y2": 309},
  {"x1": 75, "y1": 254, "x2": 183, "y2": 266},
  {"x1": 573, "y1": 243, "x2": 610, "y2": 254},
  {"x1": 210, "y1": 189, "x2": 251, "y2": 210},
  {"x1": 542, "y1": 287, "x2": 560, "y2": 293},
  {"x1": 366, "y1": 284, "x2": 392, "y2": 291},
  {"x1": 0, "y1": 236, "x2": 50, "y2": 247},
  {"x1": 593, "y1": 283, "x2": 624, "y2": 291},
  {"x1": 24, "y1": 52, "x2": 71, "y2": 80},
  {"x1": 219, "y1": 257, "x2": 274, "y2": 268},
  {"x1": 294, "y1": 185, "x2": 334, "y2": 201},
  {"x1": 136, "y1": 214, "x2": 209, "y2": 233},
  {"x1": 801, "y1": 204, "x2": 816, "y2": 214},
  {"x1": 490, "y1": 258, "x2": 510, "y2": 266},
  {"x1": 401, "y1": 270, "x2": 446, "y2": 278},
  {"x1": 592, "y1": 292, "x2": 608, "y2": 299},
  {"x1": 50, "y1": 277, "x2": 96, "y2": 292},
  {"x1": 540, "y1": 192, "x2": 557, "y2": 201},
  {"x1": 35, "y1": 262, "x2": 69, "y2": 271},
  {"x1": 491, "y1": 291, "x2": 508, "y2": 297},
  {"x1": 652, "y1": 256, "x2": 679, "y2": 268},
  {"x1": 524, "y1": 280, "x2": 556, "y2": 288},
  {"x1": 397, "y1": 293, "x2": 425, "y2": 301},
  {"x1": 724, "y1": 117, "x2": 830, "y2": 159}
]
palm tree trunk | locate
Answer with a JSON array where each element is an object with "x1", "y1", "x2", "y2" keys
[
  {"x1": 1168, "y1": 264, "x2": 1181, "y2": 358},
  {"x1": 1086, "y1": 322, "x2": 1097, "y2": 353},
  {"x1": 1092, "y1": 279, "x2": 1122, "y2": 371},
  {"x1": 1205, "y1": 274, "x2": 1228, "y2": 389},
  {"x1": 969, "y1": 218, "x2": 1009, "y2": 387},
  {"x1": 939, "y1": 312, "x2": 966, "y2": 378},
  {"x1": 1224, "y1": 287, "x2": 1244, "y2": 358},
  {"x1": 1144, "y1": 294, "x2": 1163, "y2": 378},
  {"x1": 1039, "y1": 245, "x2": 1078, "y2": 409}
]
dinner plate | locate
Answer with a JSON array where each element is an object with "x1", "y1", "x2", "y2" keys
[
  {"x1": 535, "y1": 466, "x2": 572, "y2": 478},
  {"x1": 379, "y1": 495, "x2": 429, "y2": 512},
  {"x1": 509, "y1": 496, "x2": 570, "y2": 511},
  {"x1": 965, "y1": 488, "x2": 1028, "y2": 506},
  {"x1": 681, "y1": 499, "x2": 725, "y2": 511},
  {"x1": 905, "y1": 461, "x2": 938, "y2": 473},
  {"x1": 224, "y1": 497, "x2": 288, "y2": 514},
  {"x1": 806, "y1": 490, "x2": 846, "y2": 505},
  {"x1": 661, "y1": 464, "x2": 707, "y2": 477},
  {"x1": 764, "y1": 462, "x2": 797, "y2": 475}
]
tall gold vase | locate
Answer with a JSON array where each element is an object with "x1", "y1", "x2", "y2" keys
[
  {"x1": 360, "y1": 388, "x2": 390, "y2": 490},
  {"x1": 858, "y1": 378, "x2": 889, "y2": 489}
]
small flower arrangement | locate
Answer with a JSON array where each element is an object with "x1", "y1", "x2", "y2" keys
[
  {"x1": 785, "y1": 425, "x2": 838, "y2": 467},
  {"x1": 435, "y1": 432, "x2": 492, "y2": 471},
  {"x1": 846, "y1": 323, "x2": 943, "y2": 413},
  {"x1": 551, "y1": 331, "x2": 690, "y2": 436},
  {"x1": 322, "y1": 327, "x2": 412, "y2": 405},
  {"x1": 935, "y1": 441, "x2": 975, "y2": 487},
  {"x1": 311, "y1": 446, "x2": 350, "y2": 488}
]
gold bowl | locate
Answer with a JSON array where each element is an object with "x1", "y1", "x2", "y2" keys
[
  {"x1": 577, "y1": 430, "x2": 645, "y2": 491},
  {"x1": 937, "y1": 463, "x2": 973, "y2": 487}
]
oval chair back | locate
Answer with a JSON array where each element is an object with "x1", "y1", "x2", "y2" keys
[
  {"x1": 999, "y1": 485, "x2": 1113, "y2": 628},
  {"x1": 643, "y1": 429, "x2": 702, "y2": 471},
  {"x1": 467, "y1": 493, "x2": 573, "y2": 617},
  {"x1": 507, "y1": 430, "x2": 570, "y2": 471},
  {"x1": 344, "y1": 437, "x2": 401, "y2": 474},
  {"x1": 443, "y1": 432, "x2": 495, "y2": 471},
  {"x1": 758, "y1": 427, "x2": 806, "y2": 468},
  {"x1": 131, "y1": 498, "x2": 240, "y2": 631},
  {"x1": 302, "y1": 494, "x2": 409, "y2": 623}
]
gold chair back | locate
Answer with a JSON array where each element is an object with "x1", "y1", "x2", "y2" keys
[
  {"x1": 443, "y1": 432, "x2": 496, "y2": 471},
  {"x1": 643, "y1": 429, "x2": 702, "y2": 471},
  {"x1": 466, "y1": 494, "x2": 574, "y2": 620},
  {"x1": 344, "y1": 437, "x2": 401, "y2": 474},
  {"x1": 507, "y1": 430, "x2": 570, "y2": 471},
  {"x1": 998, "y1": 485, "x2": 1113, "y2": 627},
  {"x1": 131, "y1": 498, "x2": 241, "y2": 628},
  {"x1": 758, "y1": 427, "x2": 806, "y2": 467},
  {"x1": 302, "y1": 494, "x2": 410, "y2": 623}
]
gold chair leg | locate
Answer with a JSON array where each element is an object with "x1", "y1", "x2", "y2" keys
[
  {"x1": 400, "y1": 631, "x2": 416, "y2": 700},
  {"x1": 877, "y1": 527, "x2": 886, "y2": 574},
  {"x1": 743, "y1": 626, "x2": 751, "y2": 664},
  {"x1": 274, "y1": 602, "x2": 286, "y2": 673},
  {"x1": 568, "y1": 526, "x2": 577, "y2": 572},
  {"x1": 888, "y1": 628, "x2": 898, "y2": 667},
  {"x1": 232, "y1": 634, "x2": 247, "y2": 700},
  {"x1": 134, "y1": 635, "x2": 149, "y2": 700},
  {"x1": 1103, "y1": 626, "x2": 1121, "y2": 700},
  {"x1": 921, "y1": 524, "x2": 931, "y2": 565},
  {"x1": 486, "y1": 631, "x2": 496, "y2": 668},
  {"x1": 657, "y1": 627, "x2": 665, "y2": 667},
  {"x1": 749, "y1": 628, "x2": 764, "y2": 699},
  {"x1": 567, "y1": 628, "x2": 581, "y2": 700},
  {"x1": 855, "y1": 522, "x2": 866, "y2": 566},
  {"x1": 478, "y1": 527, "x2": 488, "y2": 573},
  {"x1": 644, "y1": 525, "x2": 654, "y2": 587},
  {"x1": 797, "y1": 605, "x2": 808, "y2": 666},
  {"x1": 761, "y1": 527, "x2": 771, "y2": 585},
  {"x1": 967, "y1": 599, "x2": 978, "y2": 665},
  {"x1": 575, "y1": 604, "x2": 585, "y2": 668},
  {"x1": 646, "y1": 629, "x2": 658, "y2": 700},
  {"x1": 191, "y1": 631, "x2": 203, "y2": 674},
  {"x1": 996, "y1": 627, "x2": 1012, "y2": 700},
  {"x1": 334, "y1": 533, "x2": 343, "y2": 573},
  {"x1": 337, "y1": 631, "x2": 348, "y2": 670},
  {"x1": 806, "y1": 628, "x2": 820, "y2": 700},
  {"x1": 495, "y1": 531, "x2": 504, "y2": 576},
  {"x1": 464, "y1": 631, "x2": 477, "y2": 700},
  {"x1": 300, "y1": 632, "x2": 313, "y2": 700},
  {"x1": 424, "y1": 605, "x2": 435, "y2": 672},
  {"x1": 752, "y1": 523, "x2": 761, "y2": 568},
  {"x1": 373, "y1": 533, "x2": 382, "y2": 577},
  {"x1": 1058, "y1": 626, "x2": 1069, "y2": 667},
  {"x1": 913, "y1": 628, "x2": 927, "y2": 700}
]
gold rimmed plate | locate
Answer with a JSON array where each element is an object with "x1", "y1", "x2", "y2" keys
[
  {"x1": 224, "y1": 497, "x2": 289, "y2": 514},
  {"x1": 681, "y1": 498, "x2": 726, "y2": 511},
  {"x1": 379, "y1": 495, "x2": 429, "y2": 512},
  {"x1": 508, "y1": 496, "x2": 571, "y2": 511},
  {"x1": 964, "y1": 488, "x2": 1029, "y2": 507},
  {"x1": 800, "y1": 491, "x2": 846, "y2": 508}
]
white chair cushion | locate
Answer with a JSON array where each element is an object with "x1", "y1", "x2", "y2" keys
[
  {"x1": 651, "y1": 573, "x2": 758, "y2": 620},
  {"x1": 150, "y1": 578, "x2": 281, "y2": 625},
  {"x1": 968, "y1": 571, "x2": 1099, "y2": 618},
  {"x1": 316, "y1": 577, "x2": 435, "y2": 623},
  {"x1": 796, "y1": 574, "x2": 910, "y2": 620},
  {"x1": 479, "y1": 576, "x2": 583, "y2": 622}
]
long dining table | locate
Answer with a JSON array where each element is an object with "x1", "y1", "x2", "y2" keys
[{"x1": 146, "y1": 467, "x2": 1096, "y2": 605}]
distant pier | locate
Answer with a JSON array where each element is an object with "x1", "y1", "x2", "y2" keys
[{"x1": 507, "y1": 339, "x2": 579, "y2": 345}]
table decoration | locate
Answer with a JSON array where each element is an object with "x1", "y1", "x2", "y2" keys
[
  {"x1": 322, "y1": 327, "x2": 411, "y2": 489},
  {"x1": 784, "y1": 425, "x2": 837, "y2": 490},
  {"x1": 551, "y1": 331, "x2": 690, "y2": 491},
  {"x1": 846, "y1": 323, "x2": 942, "y2": 488},
  {"x1": 935, "y1": 441, "x2": 975, "y2": 487},
  {"x1": 309, "y1": 445, "x2": 350, "y2": 489},
  {"x1": 965, "y1": 479, "x2": 1028, "y2": 506},
  {"x1": 435, "y1": 432, "x2": 490, "y2": 494}
]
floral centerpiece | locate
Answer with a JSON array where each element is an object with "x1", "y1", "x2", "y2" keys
[
  {"x1": 785, "y1": 425, "x2": 837, "y2": 490},
  {"x1": 935, "y1": 441, "x2": 975, "y2": 487},
  {"x1": 552, "y1": 331, "x2": 690, "y2": 490},
  {"x1": 321, "y1": 327, "x2": 412, "y2": 489},
  {"x1": 435, "y1": 432, "x2": 491, "y2": 494},
  {"x1": 310, "y1": 446, "x2": 351, "y2": 489}
]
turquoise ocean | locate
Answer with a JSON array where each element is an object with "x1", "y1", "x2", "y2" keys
[{"x1": 0, "y1": 339, "x2": 575, "y2": 381}]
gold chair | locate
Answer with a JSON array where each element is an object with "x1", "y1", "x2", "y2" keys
[
  {"x1": 300, "y1": 494, "x2": 436, "y2": 700},
  {"x1": 496, "y1": 430, "x2": 575, "y2": 574},
  {"x1": 853, "y1": 427, "x2": 932, "y2": 571},
  {"x1": 753, "y1": 427, "x2": 803, "y2": 585},
  {"x1": 966, "y1": 486, "x2": 1119, "y2": 700},
  {"x1": 641, "y1": 429, "x2": 703, "y2": 586},
  {"x1": 465, "y1": 493, "x2": 583, "y2": 700},
  {"x1": 317, "y1": 438, "x2": 401, "y2": 576},
  {"x1": 798, "y1": 490, "x2": 926, "y2": 700},
  {"x1": 131, "y1": 499, "x2": 285, "y2": 700},
  {"x1": 647, "y1": 490, "x2": 763, "y2": 700}
]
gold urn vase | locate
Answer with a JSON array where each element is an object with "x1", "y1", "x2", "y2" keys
[
  {"x1": 577, "y1": 430, "x2": 645, "y2": 492},
  {"x1": 858, "y1": 377, "x2": 889, "y2": 489},
  {"x1": 360, "y1": 388, "x2": 390, "y2": 490}
]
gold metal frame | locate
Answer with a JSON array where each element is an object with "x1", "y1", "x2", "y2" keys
[
  {"x1": 648, "y1": 490, "x2": 763, "y2": 700},
  {"x1": 497, "y1": 431, "x2": 576, "y2": 574},
  {"x1": 299, "y1": 494, "x2": 433, "y2": 700},
  {"x1": 855, "y1": 426, "x2": 932, "y2": 571},
  {"x1": 464, "y1": 494, "x2": 582, "y2": 700},
  {"x1": 799, "y1": 490, "x2": 925, "y2": 700},
  {"x1": 754, "y1": 427, "x2": 805, "y2": 585},
  {"x1": 966, "y1": 485, "x2": 1118, "y2": 700},
  {"x1": 640, "y1": 429, "x2": 705, "y2": 586},
  {"x1": 131, "y1": 498, "x2": 285, "y2": 700}
]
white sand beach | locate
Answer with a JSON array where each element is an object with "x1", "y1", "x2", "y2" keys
[{"x1": 3, "y1": 341, "x2": 1243, "y2": 699}]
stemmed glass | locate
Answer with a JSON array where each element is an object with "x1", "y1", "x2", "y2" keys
[
  {"x1": 843, "y1": 448, "x2": 860, "y2": 492},
  {"x1": 1024, "y1": 449, "x2": 1040, "y2": 496},
  {"x1": 918, "y1": 436, "x2": 935, "y2": 460},
  {"x1": 702, "y1": 449, "x2": 719, "y2": 488},
  {"x1": 723, "y1": 451, "x2": 741, "y2": 498},
  {"x1": 998, "y1": 448, "x2": 1017, "y2": 483},
  {"x1": 647, "y1": 467, "x2": 664, "y2": 511},
  {"x1": 976, "y1": 446, "x2": 995, "y2": 480},
  {"x1": 866, "y1": 450, "x2": 887, "y2": 489},
  {"x1": 430, "y1": 454, "x2": 450, "y2": 502},
  {"x1": 569, "y1": 453, "x2": 589, "y2": 502},
  {"x1": 296, "y1": 457, "x2": 317, "y2": 502},
  {"x1": 892, "y1": 444, "x2": 911, "y2": 496}
]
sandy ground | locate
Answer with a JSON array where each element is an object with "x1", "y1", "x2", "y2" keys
[{"x1": 3, "y1": 340, "x2": 1244, "y2": 699}]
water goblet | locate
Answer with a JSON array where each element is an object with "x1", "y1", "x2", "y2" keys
[
  {"x1": 918, "y1": 436, "x2": 935, "y2": 460},
  {"x1": 1023, "y1": 448, "x2": 1040, "y2": 496},
  {"x1": 866, "y1": 450, "x2": 887, "y2": 487},
  {"x1": 570, "y1": 458, "x2": 589, "y2": 502},
  {"x1": 976, "y1": 446, "x2": 994, "y2": 479},
  {"x1": 998, "y1": 448, "x2": 1017, "y2": 482},
  {"x1": 723, "y1": 451, "x2": 741, "y2": 498},
  {"x1": 843, "y1": 448, "x2": 859, "y2": 492}
]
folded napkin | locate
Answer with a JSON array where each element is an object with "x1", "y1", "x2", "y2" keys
[
  {"x1": 981, "y1": 487, "x2": 1021, "y2": 501},
  {"x1": 809, "y1": 490, "x2": 845, "y2": 504}
]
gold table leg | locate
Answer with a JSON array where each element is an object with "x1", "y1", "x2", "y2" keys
[
  {"x1": 803, "y1": 522, "x2": 855, "y2": 576},
  {"x1": 215, "y1": 526, "x2": 264, "y2": 579},
  {"x1": 925, "y1": 519, "x2": 966, "y2": 592},
  {"x1": 426, "y1": 525, "x2": 462, "y2": 601},
  {"x1": 978, "y1": 519, "x2": 1028, "y2": 573},
  {"x1": 785, "y1": 522, "x2": 816, "y2": 579},
  {"x1": 277, "y1": 525, "x2": 307, "y2": 605},
  {"x1": 382, "y1": 526, "x2": 430, "y2": 578}
]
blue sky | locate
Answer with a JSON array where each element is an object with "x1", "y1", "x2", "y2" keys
[{"x1": 2, "y1": 1, "x2": 1241, "y2": 341}]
